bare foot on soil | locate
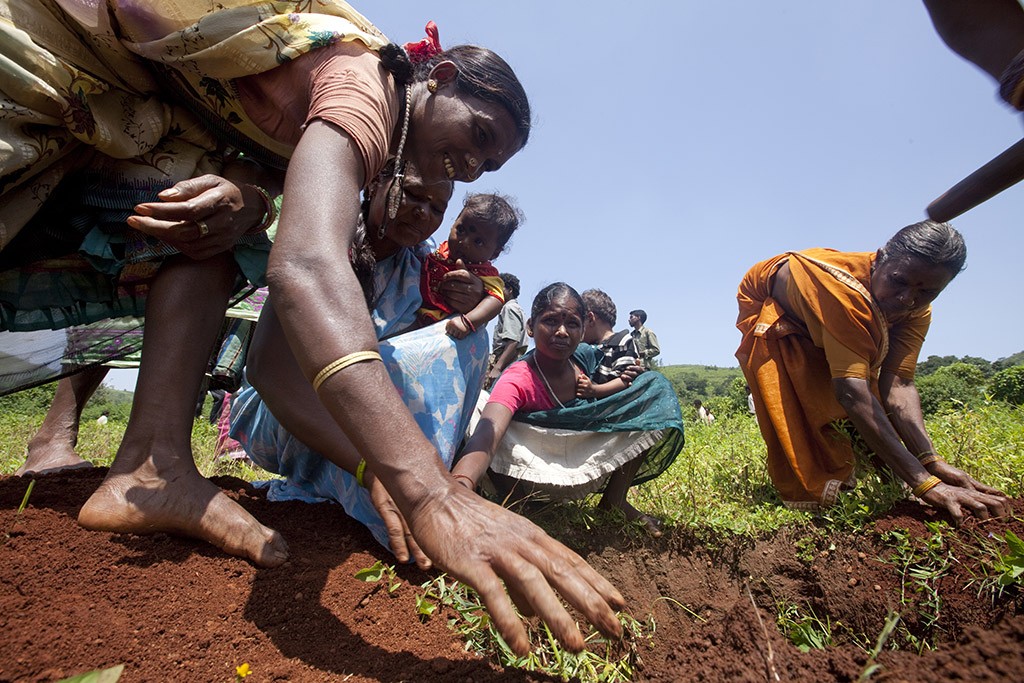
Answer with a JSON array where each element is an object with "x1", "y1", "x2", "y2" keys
[
  {"x1": 16, "y1": 436, "x2": 93, "y2": 476},
  {"x1": 603, "y1": 499, "x2": 664, "y2": 538},
  {"x1": 79, "y1": 467, "x2": 289, "y2": 567}
]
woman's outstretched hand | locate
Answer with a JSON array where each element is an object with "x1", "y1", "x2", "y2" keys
[
  {"x1": 920, "y1": 461, "x2": 1012, "y2": 524},
  {"x1": 407, "y1": 481, "x2": 625, "y2": 656},
  {"x1": 364, "y1": 470, "x2": 433, "y2": 570},
  {"x1": 127, "y1": 174, "x2": 267, "y2": 260}
]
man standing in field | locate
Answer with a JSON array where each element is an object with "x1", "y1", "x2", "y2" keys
[
  {"x1": 485, "y1": 273, "x2": 528, "y2": 389},
  {"x1": 628, "y1": 310, "x2": 661, "y2": 369},
  {"x1": 735, "y1": 220, "x2": 1009, "y2": 523}
]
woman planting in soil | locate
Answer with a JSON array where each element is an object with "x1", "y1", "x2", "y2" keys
[
  {"x1": 454, "y1": 283, "x2": 684, "y2": 536},
  {"x1": 736, "y1": 220, "x2": 1011, "y2": 523},
  {"x1": 0, "y1": 2, "x2": 623, "y2": 653},
  {"x1": 232, "y1": 161, "x2": 486, "y2": 568}
]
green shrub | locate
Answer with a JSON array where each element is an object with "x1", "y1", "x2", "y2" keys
[
  {"x1": 0, "y1": 384, "x2": 57, "y2": 416},
  {"x1": 990, "y1": 365, "x2": 1024, "y2": 405},
  {"x1": 916, "y1": 362, "x2": 985, "y2": 415}
]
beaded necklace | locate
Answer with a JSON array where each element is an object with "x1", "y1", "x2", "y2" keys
[{"x1": 378, "y1": 84, "x2": 413, "y2": 239}]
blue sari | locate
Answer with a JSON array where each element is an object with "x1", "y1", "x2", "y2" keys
[{"x1": 229, "y1": 241, "x2": 488, "y2": 550}]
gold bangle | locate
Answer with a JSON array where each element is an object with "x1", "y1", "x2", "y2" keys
[
  {"x1": 912, "y1": 475, "x2": 942, "y2": 498},
  {"x1": 918, "y1": 454, "x2": 943, "y2": 466},
  {"x1": 355, "y1": 458, "x2": 367, "y2": 488},
  {"x1": 245, "y1": 184, "x2": 278, "y2": 234},
  {"x1": 312, "y1": 351, "x2": 382, "y2": 392}
]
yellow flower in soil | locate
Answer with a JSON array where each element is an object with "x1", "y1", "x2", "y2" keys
[{"x1": 236, "y1": 662, "x2": 252, "y2": 678}]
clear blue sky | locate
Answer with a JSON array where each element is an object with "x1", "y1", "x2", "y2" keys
[{"x1": 105, "y1": 1, "x2": 1024, "y2": 390}]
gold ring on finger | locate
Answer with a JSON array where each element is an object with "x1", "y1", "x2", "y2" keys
[{"x1": 197, "y1": 220, "x2": 210, "y2": 238}]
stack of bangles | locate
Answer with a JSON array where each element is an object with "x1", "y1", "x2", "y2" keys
[
  {"x1": 916, "y1": 451, "x2": 944, "y2": 467},
  {"x1": 312, "y1": 350, "x2": 383, "y2": 392},
  {"x1": 459, "y1": 314, "x2": 476, "y2": 333},
  {"x1": 912, "y1": 475, "x2": 943, "y2": 499},
  {"x1": 245, "y1": 184, "x2": 278, "y2": 234}
]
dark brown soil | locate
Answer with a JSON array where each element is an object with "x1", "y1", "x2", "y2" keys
[{"x1": 1, "y1": 470, "x2": 1022, "y2": 682}]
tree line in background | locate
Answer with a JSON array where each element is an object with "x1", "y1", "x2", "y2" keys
[
  {"x1": 659, "y1": 350, "x2": 1024, "y2": 419},
  {"x1": 2, "y1": 350, "x2": 1023, "y2": 422}
]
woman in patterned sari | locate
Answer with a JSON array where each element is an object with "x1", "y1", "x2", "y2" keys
[{"x1": 0, "y1": 1, "x2": 622, "y2": 653}]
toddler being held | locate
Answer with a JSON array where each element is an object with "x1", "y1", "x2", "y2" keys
[{"x1": 418, "y1": 193, "x2": 523, "y2": 338}]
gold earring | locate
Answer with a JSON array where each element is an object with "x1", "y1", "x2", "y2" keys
[{"x1": 427, "y1": 78, "x2": 438, "y2": 93}]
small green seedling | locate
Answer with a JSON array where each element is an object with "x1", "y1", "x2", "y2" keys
[
  {"x1": 354, "y1": 560, "x2": 402, "y2": 593},
  {"x1": 55, "y1": 664, "x2": 124, "y2": 683},
  {"x1": 993, "y1": 530, "x2": 1024, "y2": 590},
  {"x1": 4, "y1": 479, "x2": 34, "y2": 543}
]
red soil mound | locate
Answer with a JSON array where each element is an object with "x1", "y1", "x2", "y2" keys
[{"x1": 1, "y1": 470, "x2": 1021, "y2": 682}]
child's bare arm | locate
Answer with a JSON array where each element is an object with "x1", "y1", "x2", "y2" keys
[
  {"x1": 468, "y1": 296, "x2": 503, "y2": 330},
  {"x1": 578, "y1": 375, "x2": 630, "y2": 399},
  {"x1": 452, "y1": 403, "x2": 515, "y2": 489},
  {"x1": 446, "y1": 296, "x2": 503, "y2": 338}
]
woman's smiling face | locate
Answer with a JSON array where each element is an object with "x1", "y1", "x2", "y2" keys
[
  {"x1": 407, "y1": 81, "x2": 524, "y2": 185},
  {"x1": 528, "y1": 296, "x2": 585, "y2": 361}
]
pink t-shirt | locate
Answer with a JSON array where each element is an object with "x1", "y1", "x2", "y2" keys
[{"x1": 488, "y1": 360, "x2": 556, "y2": 413}]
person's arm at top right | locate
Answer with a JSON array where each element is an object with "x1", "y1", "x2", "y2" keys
[{"x1": 270, "y1": 119, "x2": 623, "y2": 656}]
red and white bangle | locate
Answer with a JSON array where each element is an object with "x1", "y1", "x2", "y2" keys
[{"x1": 245, "y1": 184, "x2": 277, "y2": 234}]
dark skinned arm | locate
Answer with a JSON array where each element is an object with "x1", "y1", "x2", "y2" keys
[
  {"x1": 833, "y1": 376, "x2": 1010, "y2": 524},
  {"x1": 266, "y1": 119, "x2": 624, "y2": 656}
]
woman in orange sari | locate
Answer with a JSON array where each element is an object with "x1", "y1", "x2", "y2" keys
[{"x1": 736, "y1": 220, "x2": 1010, "y2": 524}]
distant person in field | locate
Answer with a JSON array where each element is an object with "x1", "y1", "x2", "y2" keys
[
  {"x1": 458, "y1": 283, "x2": 683, "y2": 537},
  {"x1": 693, "y1": 400, "x2": 714, "y2": 426},
  {"x1": 580, "y1": 289, "x2": 644, "y2": 390},
  {"x1": 736, "y1": 220, "x2": 1010, "y2": 523},
  {"x1": 485, "y1": 273, "x2": 529, "y2": 389},
  {"x1": 628, "y1": 309, "x2": 661, "y2": 369}
]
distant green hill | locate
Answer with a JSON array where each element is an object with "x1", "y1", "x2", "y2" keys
[{"x1": 657, "y1": 364, "x2": 745, "y2": 414}]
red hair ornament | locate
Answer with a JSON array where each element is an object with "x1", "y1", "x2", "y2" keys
[{"x1": 403, "y1": 21, "x2": 442, "y2": 63}]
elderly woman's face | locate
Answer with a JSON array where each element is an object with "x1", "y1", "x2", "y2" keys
[
  {"x1": 408, "y1": 86, "x2": 523, "y2": 184},
  {"x1": 871, "y1": 255, "x2": 955, "y2": 323},
  {"x1": 368, "y1": 168, "x2": 453, "y2": 251}
]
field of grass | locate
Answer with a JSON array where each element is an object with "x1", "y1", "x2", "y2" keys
[{"x1": 4, "y1": 396, "x2": 1023, "y2": 536}]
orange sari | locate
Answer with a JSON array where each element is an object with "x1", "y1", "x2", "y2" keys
[{"x1": 735, "y1": 249, "x2": 890, "y2": 509}]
